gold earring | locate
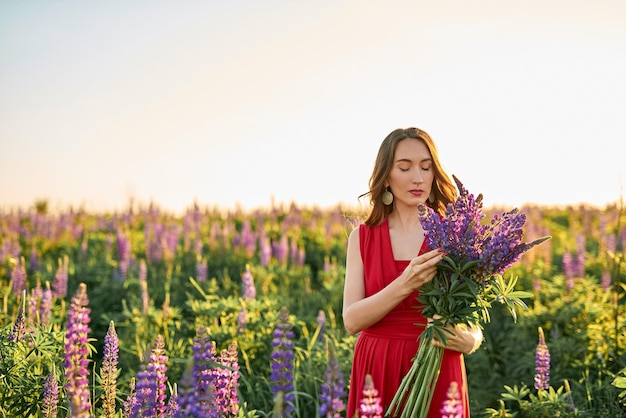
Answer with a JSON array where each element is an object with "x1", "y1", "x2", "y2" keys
[
  {"x1": 428, "y1": 192, "x2": 435, "y2": 203},
  {"x1": 382, "y1": 187, "x2": 394, "y2": 205}
]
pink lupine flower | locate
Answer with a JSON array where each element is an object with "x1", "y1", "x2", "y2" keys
[
  {"x1": 534, "y1": 327, "x2": 550, "y2": 390},
  {"x1": 64, "y1": 283, "x2": 92, "y2": 418},
  {"x1": 440, "y1": 381, "x2": 464, "y2": 418},
  {"x1": 359, "y1": 374, "x2": 383, "y2": 418}
]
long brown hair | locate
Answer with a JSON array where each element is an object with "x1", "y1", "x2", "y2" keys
[{"x1": 360, "y1": 127, "x2": 457, "y2": 226}]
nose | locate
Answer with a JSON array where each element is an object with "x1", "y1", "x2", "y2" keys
[{"x1": 413, "y1": 169, "x2": 424, "y2": 183}]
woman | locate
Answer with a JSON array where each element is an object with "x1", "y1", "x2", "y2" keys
[{"x1": 343, "y1": 127, "x2": 483, "y2": 417}]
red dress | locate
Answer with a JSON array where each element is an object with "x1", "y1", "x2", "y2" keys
[{"x1": 346, "y1": 219, "x2": 470, "y2": 418}]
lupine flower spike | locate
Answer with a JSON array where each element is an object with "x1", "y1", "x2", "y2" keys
[
  {"x1": 131, "y1": 334, "x2": 169, "y2": 417},
  {"x1": 42, "y1": 367, "x2": 59, "y2": 418},
  {"x1": 270, "y1": 306, "x2": 295, "y2": 418},
  {"x1": 318, "y1": 340, "x2": 346, "y2": 417},
  {"x1": 8, "y1": 290, "x2": 26, "y2": 342},
  {"x1": 359, "y1": 374, "x2": 383, "y2": 418},
  {"x1": 241, "y1": 264, "x2": 256, "y2": 299},
  {"x1": 213, "y1": 340, "x2": 240, "y2": 416},
  {"x1": 534, "y1": 327, "x2": 550, "y2": 390},
  {"x1": 100, "y1": 321, "x2": 119, "y2": 418},
  {"x1": 64, "y1": 283, "x2": 92, "y2": 418},
  {"x1": 440, "y1": 381, "x2": 464, "y2": 418}
]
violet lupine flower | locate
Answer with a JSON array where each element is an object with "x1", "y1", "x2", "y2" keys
[
  {"x1": 419, "y1": 176, "x2": 549, "y2": 283},
  {"x1": 192, "y1": 326, "x2": 218, "y2": 417},
  {"x1": 196, "y1": 257, "x2": 208, "y2": 283},
  {"x1": 272, "y1": 234, "x2": 289, "y2": 265},
  {"x1": 358, "y1": 374, "x2": 383, "y2": 418},
  {"x1": 131, "y1": 334, "x2": 169, "y2": 418},
  {"x1": 440, "y1": 381, "x2": 463, "y2": 418},
  {"x1": 270, "y1": 306, "x2": 296, "y2": 418},
  {"x1": 213, "y1": 341, "x2": 240, "y2": 416},
  {"x1": 260, "y1": 235, "x2": 272, "y2": 266},
  {"x1": 100, "y1": 321, "x2": 119, "y2": 418},
  {"x1": 116, "y1": 229, "x2": 131, "y2": 280},
  {"x1": 318, "y1": 341, "x2": 346, "y2": 418},
  {"x1": 9, "y1": 292, "x2": 26, "y2": 342},
  {"x1": 52, "y1": 255, "x2": 69, "y2": 298},
  {"x1": 42, "y1": 369, "x2": 59, "y2": 418},
  {"x1": 562, "y1": 251, "x2": 576, "y2": 291},
  {"x1": 11, "y1": 257, "x2": 27, "y2": 297},
  {"x1": 534, "y1": 327, "x2": 550, "y2": 390},
  {"x1": 28, "y1": 280, "x2": 43, "y2": 327},
  {"x1": 123, "y1": 378, "x2": 138, "y2": 417},
  {"x1": 241, "y1": 264, "x2": 256, "y2": 299},
  {"x1": 139, "y1": 259, "x2": 149, "y2": 315},
  {"x1": 317, "y1": 310, "x2": 326, "y2": 342},
  {"x1": 29, "y1": 243, "x2": 40, "y2": 272},
  {"x1": 175, "y1": 364, "x2": 205, "y2": 418},
  {"x1": 64, "y1": 283, "x2": 92, "y2": 418},
  {"x1": 601, "y1": 269, "x2": 612, "y2": 292},
  {"x1": 237, "y1": 307, "x2": 247, "y2": 334},
  {"x1": 165, "y1": 389, "x2": 180, "y2": 417},
  {"x1": 40, "y1": 282, "x2": 53, "y2": 325}
]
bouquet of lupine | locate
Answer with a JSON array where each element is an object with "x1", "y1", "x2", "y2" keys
[{"x1": 388, "y1": 176, "x2": 550, "y2": 418}]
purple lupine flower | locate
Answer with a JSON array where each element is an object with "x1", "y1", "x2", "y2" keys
[
  {"x1": 42, "y1": 369, "x2": 59, "y2": 418},
  {"x1": 116, "y1": 229, "x2": 131, "y2": 280},
  {"x1": 237, "y1": 307, "x2": 247, "y2": 334},
  {"x1": 440, "y1": 381, "x2": 464, "y2": 418},
  {"x1": 358, "y1": 374, "x2": 383, "y2": 418},
  {"x1": 534, "y1": 327, "x2": 550, "y2": 390},
  {"x1": 29, "y1": 243, "x2": 40, "y2": 272},
  {"x1": 123, "y1": 378, "x2": 138, "y2": 418},
  {"x1": 175, "y1": 364, "x2": 204, "y2": 418},
  {"x1": 28, "y1": 281, "x2": 43, "y2": 328},
  {"x1": 272, "y1": 234, "x2": 289, "y2": 265},
  {"x1": 166, "y1": 390, "x2": 180, "y2": 417},
  {"x1": 213, "y1": 341, "x2": 240, "y2": 416},
  {"x1": 52, "y1": 255, "x2": 69, "y2": 298},
  {"x1": 562, "y1": 251, "x2": 575, "y2": 291},
  {"x1": 131, "y1": 334, "x2": 169, "y2": 418},
  {"x1": 196, "y1": 256, "x2": 208, "y2": 283},
  {"x1": 64, "y1": 283, "x2": 92, "y2": 417},
  {"x1": 11, "y1": 257, "x2": 27, "y2": 297},
  {"x1": 9, "y1": 292, "x2": 26, "y2": 342},
  {"x1": 260, "y1": 234, "x2": 272, "y2": 267},
  {"x1": 419, "y1": 176, "x2": 549, "y2": 284},
  {"x1": 241, "y1": 264, "x2": 256, "y2": 299},
  {"x1": 317, "y1": 310, "x2": 326, "y2": 342},
  {"x1": 139, "y1": 259, "x2": 149, "y2": 315},
  {"x1": 101, "y1": 321, "x2": 119, "y2": 417},
  {"x1": 270, "y1": 306, "x2": 295, "y2": 417},
  {"x1": 601, "y1": 269, "x2": 612, "y2": 291},
  {"x1": 40, "y1": 282, "x2": 53, "y2": 325},
  {"x1": 318, "y1": 341, "x2": 346, "y2": 417},
  {"x1": 192, "y1": 326, "x2": 218, "y2": 417}
]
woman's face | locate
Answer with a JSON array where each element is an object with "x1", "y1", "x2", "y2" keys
[{"x1": 386, "y1": 138, "x2": 435, "y2": 207}]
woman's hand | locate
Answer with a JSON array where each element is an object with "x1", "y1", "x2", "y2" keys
[
  {"x1": 429, "y1": 318, "x2": 484, "y2": 355},
  {"x1": 397, "y1": 249, "x2": 445, "y2": 294}
]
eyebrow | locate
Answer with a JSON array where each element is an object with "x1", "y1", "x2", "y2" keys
[{"x1": 395, "y1": 157, "x2": 432, "y2": 163}]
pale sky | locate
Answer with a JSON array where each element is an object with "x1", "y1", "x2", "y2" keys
[{"x1": 1, "y1": 0, "x2": 625, "y2": 213}]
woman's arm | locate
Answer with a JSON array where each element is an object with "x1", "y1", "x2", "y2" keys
[{"x1": 342, "y1": 227, "x2": 445, "y2": 335}]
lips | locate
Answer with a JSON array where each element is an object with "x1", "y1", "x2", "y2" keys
[{"x1": 410, "y1": 189, "x2": 425, "y2": 197}]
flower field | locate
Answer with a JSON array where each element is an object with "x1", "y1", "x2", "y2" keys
[{"x1": 1, "y1": 200, "x2": 625, "y2": 417}]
